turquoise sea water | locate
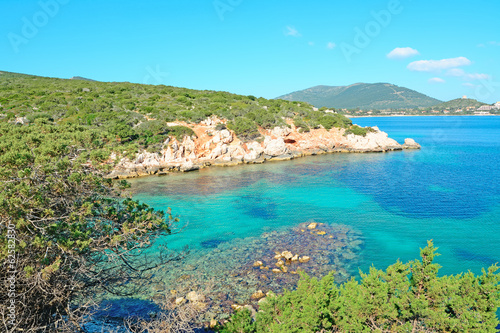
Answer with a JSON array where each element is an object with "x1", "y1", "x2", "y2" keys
[
  {"x1": 130, "y1": 116, "x2": 499, "y2": 276},
  {"x1": 117, "y1": 116, "x2": 500, "y2": 322}
]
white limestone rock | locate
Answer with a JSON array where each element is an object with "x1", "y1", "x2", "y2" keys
[{"x1": 263, "y1": 137, "x2": 289, "y2": 156}]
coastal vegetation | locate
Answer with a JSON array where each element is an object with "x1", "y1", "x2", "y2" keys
[
  {"x1": 0, "y1": 72, "x2": 498, "y2": 331},
  {"x1": 0, "y1": 71, "x2": 356, "y2": 151},
  {"x1": 219, "y1": 241, "x2": 500, "y2": 333},
  {"x1": 344, "y1": 125, "x2": 375, "y2": 137},
  {"x1": 0, "y1": 71, "x2": 356, "y2": 331},
  {"x1": 0, "y1": 120, "x2": 185, "y2": 331}
]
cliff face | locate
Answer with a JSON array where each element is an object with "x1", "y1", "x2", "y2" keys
[{"x1": 105, "y1": 117, "x2": 420, "y2": 179}]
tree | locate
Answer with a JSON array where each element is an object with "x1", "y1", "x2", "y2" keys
[{"x1": 0, "y1": 122, "x2": 183, "y2": 332}]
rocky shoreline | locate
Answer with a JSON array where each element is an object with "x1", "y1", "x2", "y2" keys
[{"x1": 105, "y1": 117, "x2": 420, "y2": 179}]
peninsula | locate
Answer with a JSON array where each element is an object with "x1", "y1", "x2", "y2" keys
[
  {"x1": 0, "y1": 71, "x2": 420, "y2": 181},
  {"x1": 106, "y1": 118, "x2": 420, "y2": 179}
]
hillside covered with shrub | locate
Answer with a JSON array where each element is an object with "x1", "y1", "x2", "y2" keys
[
  {"x1": 0, "y1": 71, "x2": 354, "y2": 160},
  {"x1": 0, "y1": 72, "x2": 499, "y2": 332}
]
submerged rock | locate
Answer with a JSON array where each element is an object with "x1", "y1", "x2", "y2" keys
[
  {"x1": 299, "y1": 256, "x2": 311, "y2": 263},
  {"x1": 175, "y1": 297, "x2": 186, "y2": 305},
  {"x1": 253, "y1": 261, "x2": 263, "y2": 267},
  {"x1": 250, "y1": 290, "x2": 265, "y2": 300},
  {"x1": 186, "y1": 291, "x2": 205, "y2": 303},
  {"x1": 307, "y1": 222, "x2": 318, "y2": 229},
  {"x1": 142, "y1": 222, "x2": 364, "y2": 323},
  {"x1": 281, "y1": 251, "x2": 293, "y2": 260}
]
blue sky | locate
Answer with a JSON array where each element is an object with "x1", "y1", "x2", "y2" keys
[{"x1": 1, "y1": 0, "x2": 499, "y2": 103}]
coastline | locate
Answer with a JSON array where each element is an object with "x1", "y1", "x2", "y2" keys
[
  {"x1": 348, "y1": 114, "x2": 499, "y2": 118},
  {"x1": 105, "y1": 119, "x2": 421, "y2": 180}
]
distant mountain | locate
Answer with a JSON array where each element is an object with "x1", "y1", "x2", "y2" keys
[
  {"x1": 432, "y1": 98, "x2": 486, "y2": 109},
  {"x1": 276, "y1": 83, "x2": 442, "y2": 110},
  {"x1": 70, "y1": 76, "x2": 96, "y2": 82}
]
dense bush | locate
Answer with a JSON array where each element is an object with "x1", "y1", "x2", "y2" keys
[
  {"x1": 344, "y1": 125, "x2": 375, "y2": 137},
  {"x1": 0, "y1": 122, "x2": 182, "y2": 332},
  {"x1": 220, "y1": 241, "x2": 500, "y2": 333},
  {"x1": 167, "y1": 125, "x2": 196, "y2": 141},
  {"x1": 215, "y1": 123, "x2": 227, "y2": 131},
  {"x1": 293, "y1": 117, "x2": 310, "y2": 133},
  {"x1": 218, "y1": 309, "x2": 257, "y2": 333},
  {"x1": 227, "y1": 117, "x2": 261, "y2": 141}
]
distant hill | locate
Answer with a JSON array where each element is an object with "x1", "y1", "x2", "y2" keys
[
  {"x1": 70, "y1": 76, "x2": 96, "y2": 81},
  {"x1": 277, "y1": 83, "x2": 442, "y2": 110},
  {"x1": 432, "y1": 98, "x2": 486, "y2": 109}
]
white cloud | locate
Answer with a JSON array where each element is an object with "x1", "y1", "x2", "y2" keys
[
  {"x1": 387, "y1": 47, "x2": 420, "y2": 59},
  {"x1": 477, "y1": 41, "x2": 500, "y2": 47},
  {"x1": 308, "y1": 41, "x2": 315, "y2": 46},
  {"x1": 327, "y1": 42, "x2": 336, "y2": 49},
  {"x1": 465, "y1": 73, "x2": 490, "y2": 80},
  {"x1": 284, "y1": 26, "x2": 301, "y2": 37},
  {"x1": 446, "y1": 68, "x2": 465, "y2": 77},
  {"x1": 407, "y1": 57, "x2": 472, "y2": 72},
  {"x1": 429, "y1": 77, "x2": 446, "y2": 84},
  {"x1": 445, "y1": 68, "x2": 490, "y2": 81},
  {"x1": 462, "y1": 82, "x2": 476, "y2": 88}
]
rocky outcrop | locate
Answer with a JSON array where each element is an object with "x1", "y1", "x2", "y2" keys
[
  {"x1": 402, "y1": 138, "x2": 421, "y2": 149},
  {"x1": 263, "y1": 137, "x2": 289, "y2": 157},
  {"x1": 340, "y1": 127, "x2": 401, "y2": 152},
  {"x1": 104, "y1": 117, "x2": 421, "y2": 179}
]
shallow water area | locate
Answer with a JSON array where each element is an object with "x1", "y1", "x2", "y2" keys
[
  {"x1": 106, "y1": 116, "x2": 500, "y2": 323},
  {"x1": 139, "y1": 222, "x2": 363, "y2": 321}
]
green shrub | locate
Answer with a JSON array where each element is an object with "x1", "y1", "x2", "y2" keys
[
  {"x1": 0, "y1": 122, "x2": 179, "y2": 331},
  {"x1": 134, "y1": 120, "x2": 168, "y2": 137},
  {"x1": 220, "y1": 241, "x2": 500, "y2": 333},
  {"x1": 218, "y1": 309, "x2": 256, "y2": 333},
  {"x1": 215, "y1": 123, "x2": 227, "y2": 131},
  {"x1": 293, "y1": 117, "x2": 310, "y2": 133},
  {"x1": 166, "y1": 125, "x2": 196, "y2": 140},
  {"x1": 227, "y1": 117, "x2": 260, "y2": 141},
  {"x1": 256, "y1": 272, "x2": 336, "y2": 333},
  {"x1": 344, "y1": 125, "x2": 375, "y2": 137}
]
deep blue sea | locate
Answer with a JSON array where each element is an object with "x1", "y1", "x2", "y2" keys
[{"x1": 121, "y1": 116, "x2": 500, "y2": 323}]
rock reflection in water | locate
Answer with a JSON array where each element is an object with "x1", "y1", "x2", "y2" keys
[
  {"x1": 200, "y1": 238, "x2": 228, "y2": 249},
  {"x1": 129, "y1": 168, "x2": 298, "y2": 198},
  {"x1": 235, "y1": 194, "x2": 278, "y2": 220}
]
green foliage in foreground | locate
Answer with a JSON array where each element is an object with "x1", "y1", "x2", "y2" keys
[
  {"x1": 0, "y1": 120, "x2": 180, "y2": 332},
  {"x1": 220, "y1": 241, "x2": 500, "y2": 333}
]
